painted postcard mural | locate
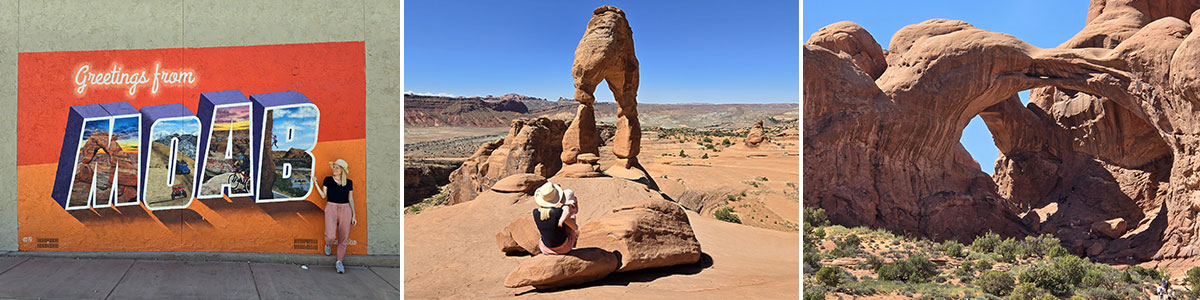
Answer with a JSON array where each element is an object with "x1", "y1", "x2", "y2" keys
[{"x1": 17, "y1": 42, "x2": 367, "y2": 254}]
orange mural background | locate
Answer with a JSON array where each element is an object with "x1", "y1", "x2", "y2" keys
[{"x1": 17, "y1": 42, "x2": 368, "y2": 254}]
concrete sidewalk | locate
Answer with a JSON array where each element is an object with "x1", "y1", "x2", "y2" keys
[{"x1": 0, "y1": 256, "x2": 400, "y2": 299}]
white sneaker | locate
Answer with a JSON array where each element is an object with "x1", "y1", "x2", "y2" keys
[
  {"x1": 324, "y1": 245, "x2": 331, "y2": 256},
  {"x1": 336, "y1": 261, "x2": 345, "y2": 274}
]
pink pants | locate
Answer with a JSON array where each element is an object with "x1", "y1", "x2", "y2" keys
[
  {"x1": 324, "y1": 202, "x2": 352, "y2": 261},
  {"x1": 538, "y1": 226, "x2": 578, "y2": 255}
]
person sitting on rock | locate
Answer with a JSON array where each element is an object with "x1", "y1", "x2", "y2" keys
[{"x1": 532, "y1": 182, "x2": 579, "y2": 255}]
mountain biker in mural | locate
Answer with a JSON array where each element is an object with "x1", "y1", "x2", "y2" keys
[{"x1": 313, "y1": 158, "x2": 355, "y2": 274}]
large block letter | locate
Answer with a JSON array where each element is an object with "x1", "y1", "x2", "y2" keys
[
  {"x1": 197, "y1": 90, "x2": 255, "y2": 199},
  {"x1": 251, "y1": 91, "x2": 320, "y2": 203},
  {"x1": 139, "y1": 104, "x2": 201, "y2": 210},
  {"x1": 101, "y1": 102, "x2": 142, "y2": 208},
  {"x1": 51, "y1": 102, "x2": 141, "y2": 210}
]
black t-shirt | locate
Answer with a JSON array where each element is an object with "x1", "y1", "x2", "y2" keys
[
  {"x1": 323, "y1": 176, "x2": 353, "y2": 204},
  {"x1": 533, "y1": 207, "x2": 567, "y2": 248}
]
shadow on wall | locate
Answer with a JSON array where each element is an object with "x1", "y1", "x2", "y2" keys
[{"x1": 152, "y1": 209, "x2": 213, "y2": 229}]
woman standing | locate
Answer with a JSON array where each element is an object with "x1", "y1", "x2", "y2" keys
[{"x1": 313, "y1": 159, "x2": 356, "y2": 274}]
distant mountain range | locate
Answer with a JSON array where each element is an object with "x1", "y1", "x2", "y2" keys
[
  {"x1": 152, "y1": 133, "x2": 198, "y2": 158},
  {"x1": 404, "y1": 93, "x2": 798, "y2": 129}
]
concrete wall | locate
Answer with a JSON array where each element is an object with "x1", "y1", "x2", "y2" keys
[{"x1": 0, "y1": 0, "x2": 400, "y2": 255}]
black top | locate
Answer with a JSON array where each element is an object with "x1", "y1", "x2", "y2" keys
[
  {"x1": 533, "y1": 207, "x2": 567, "y2": 248},
  {"x1": 323, "y1": 176, "x2": 353, "y2": 204}
]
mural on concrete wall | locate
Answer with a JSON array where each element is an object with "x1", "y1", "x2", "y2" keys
[
  {"x1": 141, "y1": 108, "x2": 201, "y2": 210},
  {"x1": 17, "y1": 42, "x2": 367, "y2": 253}
]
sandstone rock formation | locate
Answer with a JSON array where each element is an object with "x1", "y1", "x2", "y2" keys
[
  {"x1": 503, "y1": 248, "x2": 620, "y2": 289},
  {"x1": 497, "y1": 215, "x2": 541, "y2": 255},
  {"x1": 491, "y1": 174, "x2": 548, "y2": 194},
  {"x1": 488, "y1": 175, "x2": 703, "y2": 288},
  {"x1": 1092, "y1": 218, "x2": 1129, "y2": 239},
  {"x1": 404, "y1": 160, "x2": 457, "y2": 206},
  {"x1": 577, "y1": 198, "x2": 703, "y2": 272},
  {"x1": 745, "y1": 120, "x2": 766, "y2": 147},
  {"x1": 447, "y1": 118, "x2": 567, "y2": 205},
  {"x1": 562, "y1": 5, "x2": 647, "y2": 180},
  {"x1": 805, "y1": 0, "x2": 1200, "y2": 262}
]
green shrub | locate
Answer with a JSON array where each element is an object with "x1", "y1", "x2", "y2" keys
[
  {"x1": 835, "y1": 281, "x2": 878, "y2": 295},
  {"x1": 940, "y1": 240, "x2": 966, "y2": 258},
  {"x1": 803, "y1": 242, "x2": 822, "y2": 270},
  {"x1": 1051, "y1": 255, "x2": 1088, "y2": 287},
  {"x1": 974, "y1": 270, "x2": 1015, "y2": 296},
  {"x1": 722, "y1": 138, "x2": 731, "y2": 146},
  {"x1": 802, "y1": 285, "x2": 825, "y2": 300},
  {"x1": 1023, "y1": 234, "x2": 1060, "y2": 258},
  {"x1": 804, "y1": 208, "x2": 829, "y2": 227},
  {"x1": 714, "y1": 207, "x2": 741, "y2": 224},
  {"x1": 877, "y1": 255, "x2": 938, "y2": 283},
  {"x1": 1047, "y1": 245, "x2": 1069, "y2": 258},
  {"x1": 1074, "y1": 287, "x2": 1125, "y2": 300},
  {"x1": 955, "y1": 261, "x2": 974, "y2": 277},
  {"x1": 976, "y1": 259, "x2": 993, "y2": 271},
  {"x1": 863, "y1": 255, "x2": 885, "y2": 271},
  {"x1": 1008, "y1": 283, "x2": 1052, "y2": 300},
  {"x1": 971, "y1": 231, "x2": 1002, "y2": 253},
  {"x1": 679, "y1": 150, "x2": 687, "y2": 157},
  {"x1": 1015, "y1": 255, "x2": 1088, "y2": 296},
  {"x1": 994, "y1": 238, "x2": 1021, "y2": 263},
  {"x1": 816, "y1": 266, "x2": 844, "y2": 287},
  {"x1": 1079, "y1": 264, "x2": 1121, "y2": 289},
  {"x1": 700, "y1": 153, "x2": 708, "y2": 159},
  {"x1": 1187, "y1": 267, "x2": 1200, "y2": 296},
  {"x1": 831, "y1": 234, "x2": 862, "y2": 257},
  {"x1": 1125, "y1": 265, "x2": 1161, "y2": 282}
]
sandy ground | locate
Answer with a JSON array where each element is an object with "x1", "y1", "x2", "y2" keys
[
  {"x1": 404, "y1": 177, "x2": 800, "y2": 299},
  {"x1": 624, "y1": 134, "x2": 800, "y2": 231}
]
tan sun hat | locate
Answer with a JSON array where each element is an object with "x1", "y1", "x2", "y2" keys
[
  {"x1": 533, "y1": 182, "x2": 563, "y2": 208},
  {"x1": 329, "y1": 159, "x2": 349, "y2": 171}
]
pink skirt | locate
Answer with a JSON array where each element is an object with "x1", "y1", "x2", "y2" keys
[{"x1": 538, "y1": 226, "x2": 578, "y2": 255}]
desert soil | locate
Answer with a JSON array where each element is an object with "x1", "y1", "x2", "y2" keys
[{"x1": 404, "y1": 196, "x2": 799, "y2": 299}]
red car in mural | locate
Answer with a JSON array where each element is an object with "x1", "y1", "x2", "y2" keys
[{"x1": 171, "y1": 184, "x2": 187, "y2": 200}]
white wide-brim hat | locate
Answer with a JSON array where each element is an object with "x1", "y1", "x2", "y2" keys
[
  {"x1": 533, "y1": 182, "x2": 564, "y2": 208},
  {"x1": 329, "y1": 159, "x2": 349, "y2": 171}
]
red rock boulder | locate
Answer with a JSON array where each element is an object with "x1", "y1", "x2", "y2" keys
[{"x1": 503, "y1": 248, "x2": 619, "y2": 289}]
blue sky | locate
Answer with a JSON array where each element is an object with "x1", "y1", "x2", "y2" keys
[
  {"x1": 81, "y1": 119, "x2": 110, "y2": 143},
  {"x1": 405, "y1": 0, "x2": 799, "y2": 104},
  {"x1": 804, "y1": 1, "x2": 1089, "y2": 173},
  {"x1": 269, "y1": 106, "x2": 319, "y2": 150},
  {"x1": 112, "y1": 117, "x2": 139, "y2": 147},
  {"x1": 151, "y1": 118, "x2": 201, "y2": 142}
]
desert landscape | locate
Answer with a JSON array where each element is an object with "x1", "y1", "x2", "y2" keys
[
  {"x1": 405, "y1": 4, "x2": 799, "y2": 299},
  {"x1": 804, "y1": 0, "x2": 1200, "y2": 298}
]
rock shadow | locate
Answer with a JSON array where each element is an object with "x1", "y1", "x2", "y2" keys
[{"x1": 516, "y1": 252, "x2": 714, "y2": 295}]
